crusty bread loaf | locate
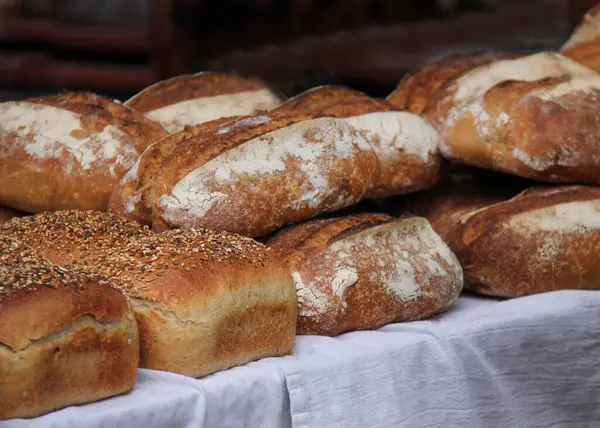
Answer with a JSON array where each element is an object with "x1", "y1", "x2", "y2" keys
[
  {"x1": 125, "y1": 72, "x2": 283, "y2": 133},
  {"x1": 0, "y1": 93, "x2": 167, "y2": 213},
  {"x1": 2, "y1": 212, "x2": 297, "y2": 378},
  {"x1": 407, "y1": 169, "x2": 529, "y2": 240},
  {"x1": 274, "y1": 86, "x2": 444, "y2": 198},
  {"x1": 268, "y1": 214, "x2": 463, "y2": 336},
  {"x1": 0, "y1": 206, "x2": 25, "y2": 225},
  {"x1": 424, "y1": 52, "x2": 600, "y2": 184},
  {"x1": 387, "y1": 52, "x2": 523, "y2": 115},
  {"x1": 0, "y1": 237, "x2": 139, "y2": 420},
  {"x1": 561, "y1": 4, "x2": 600, "y2": 72},
  {"x1": 1, "y1": 210, "x2": 151, "y2": 265},
  {"x1": 110, "y1": 112, "x2": 379, "y2": 237},
  {"x1": 446, "y1": 185, "x2": 600, "y2": 297}
]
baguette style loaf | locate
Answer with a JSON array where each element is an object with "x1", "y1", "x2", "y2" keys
[
  {"x1": 274, "y1": 86, "x2": 443, "y2": 198},
  {"x1": 561, "y1": 4, "x2": 600, "y2": 72},
  {"x1": 110, "y1": 113, "x2": 379, "y2": 237},
  {"x1": 446, "y1": 185, "x2": 600, "y2": 297},
  {"x1": 387, "y1": 52, "x2": 522, "y2": 114},
  {"x1": 126, "y1": 72, "x2": 283, "y2": 133},
  {"x1": 0, "y1": 237, "x2": 139, "y2": 420},
  {"x1": 424, "y1": 52, "x2": 600, "y2": 184},
  {"x1": 2, "y1": 212, "x2": 297, "y2": 378},
  {"x1": 268, "y1": 214, "x2": 463, "y2": 336},
  {"x1": 0, "y1": 93, "x2": 167, "y2": 213}
]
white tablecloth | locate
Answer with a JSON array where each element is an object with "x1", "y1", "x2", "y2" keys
[{"x1": 4, "y1": 290, "x2": 600, "y2": 428}]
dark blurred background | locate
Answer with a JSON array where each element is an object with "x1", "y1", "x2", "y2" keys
[{"x1": 0, "y1": 0, "x2": 595, "y2": 101}]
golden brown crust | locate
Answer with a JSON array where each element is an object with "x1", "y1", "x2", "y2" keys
[
  {"x1": 126, "y1": 72, "x2": 276, "y2": 113},
  {"x1": 273, "y1": 85, "x2": 373, "y2": 113},
  {"x1": 561, "y1": 4, "x2": 600, "y2": 72},
  {"x1": 269, "y1": 214, "x2": 463, "y2": 336},
  {"x1": 387, "y1": 52, "x2": 523, "y2": 114},
  {"x1": 0, "y1": 93, "x2": 167, "y2": 213},
  {"x1": 447, "y1": 185, "x2": 600, "y2": 297}
]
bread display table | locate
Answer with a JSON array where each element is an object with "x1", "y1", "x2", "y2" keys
[{"x1": 4, "y1": 289, "x2": 599, "y2": 428}]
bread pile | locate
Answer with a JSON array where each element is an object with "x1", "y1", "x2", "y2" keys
[{"x1": 3, "y1": 7, "x2": 600, "y2": 418}]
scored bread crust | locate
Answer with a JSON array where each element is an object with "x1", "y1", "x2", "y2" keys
[
  {"x1": 276, "y1": 86, "x2": 444, "y2": 198},
  {"x1": 0, "y1": 92, "x2": 167, "y2": 213},
  {"x1": 125, "y1": 72, "x2": 283, "y2": 133},
  {"x1": 425, "y1": 52, "x2": 600, "y2": 184},
  {"x1": 387, "y1": 51, "x2": 523, "y2": 115},
  {"x1": 446, "y1": 185, "x2": 600, "y2": 297},
  {"x1": 268, "y1": 214, "x2": 463, "y2": 336},
  {"x1": 112, "y1": 112, "x2": 379, "y2": 237},
  {"x1": 561, "y1": 4, "x2": 600, "y2": 72},
  {"x1": 0, "y1": 238, "x2": 138, "y2": 420}
]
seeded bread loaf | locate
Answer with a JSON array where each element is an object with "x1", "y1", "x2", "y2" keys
[
  {"x1": 274, "y1": 86, "x2": 443, "y2": 198},
  {"x1": 0, "y1": 206, "x2": 25, "y2": 225},
  {"x1": 110, "y1": 112, "x2": 379, "y2": 237},
  {"x1": 387, "y1": 51, "x2": 523, "y2": 115},
  {"x1": 126, "y1": 72, "x2": 283, "y2": 133},
  {"x1": 424, "y1": 52, "x2": 600, "y2": 184},
  {"x1": 446, "y1": 185, "x2": 600, "y2": 297},
  {"x1": 0, "y1": 93, "x2": 167, "y2": 213},
  {"x1": 2, "y1": 211, "x2": 297, "y2": 378},
  {"x1": 0, "y1": 237, "x2": 139, "y2": 420},
  {"x1": 268, "y1": 214, "x2": 463, "y2": 336},
  {"x1": 561, "y1": 4, "x2": 600, "y2": 72}
]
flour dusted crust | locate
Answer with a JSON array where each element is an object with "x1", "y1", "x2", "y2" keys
[
  {"x1": 0, "y1": 236, "x2": 138, "y2": 420},
  {"x1": 110, "y1": 112, "x2": 378, "y2": 237},
  {"x1": 387, "y1": 51, "x2": 522, "y2": 114},
  {"x1": 126, "y1": 72, "x2": 283, "y2": 133},
  {"x1": 425, "y1": 52, "x2": 600, "y2": 184},
  {"x1": 268, "y1": 214, "x2": 463, "y2": 336},
  {"x1": 561, "y1": 4, "x2": 600, "y2": 72},
  {"x1": 446, "y1": 185, "x2": 600, "y2": 297},
  {"x1": 276, "y1": 86, "x2": 444, "y2": 198},
  {"x1": 0, "y1": 93, "x2": 167, "y2": 213}
]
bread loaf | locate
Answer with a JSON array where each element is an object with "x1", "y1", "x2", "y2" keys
[
  {"x1": 0, "y1": 237, "x2": 139, "y2": 420},
  {"x1": 274, "y1": 86, "x2": 443, "y2": 198},
  {"x1": 561, "y1": 4, "x2": 600, "y2": 72},
  {"x1": 424, "y1": 52, "x2": 600, "y2": 184},
  {"x1": 446, "y1": 185, "x2": 600, "y2": 297},
  {"x1": 126, "y1": 72, "x2": 283, "y2": 133},
  {"x1": 387, "y1": 52, "x2": 522, "y2": 114},
  {"x1": 0, "y1": 93, "x2": 167, "y2": 213},
  {"x1": 268, "y1": 214, "x2": 463, "y2": 336},
  {"x1": 110, "y1": 112, "x2": 379, "y2": 237},
  {"x1": 2, "y1": 212, "x2": 297, "y2": 378},
  {"x1": 0, "y1": 206, "x2": 25, "y2": 225}
]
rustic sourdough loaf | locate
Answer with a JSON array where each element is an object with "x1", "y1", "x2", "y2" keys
[
  {"x1": 274, "y1": 86, "x2": 443, "y2": 198},
  {"x1": 2, "y1": 211, "x2": 297, "y2": 378},
  {"x1": 110, "y1": 112, "x2": 379, "y2": 237},
  {"x1": 561, "y1": 4, "x2": 600, "y2": 72},
  {"x1": 268, "y1": 214, "x2": 463, "y2": 336},
  {"x1": 0, "y1": 237, "x2": 139, "y2": 420},
  {"x1": 424, "y1": 52, "x2": 600, "y2": 184},
  {"x1": 126, "y1": 72, "x2": 283, "y2": 133},
  {"x1": 387, "y1": 51, "x2": 523, "y2": 115},
  {"x1": 0, "y1": 92, "x2": 167, "y2": 213},
  {"x1": 446, "y1": 185, "x2": 600, "y2": 297}
]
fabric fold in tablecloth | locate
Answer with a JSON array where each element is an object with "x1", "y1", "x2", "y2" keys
[{"x1": 281, "y1": 290, "x2": 600, "y2": 428}]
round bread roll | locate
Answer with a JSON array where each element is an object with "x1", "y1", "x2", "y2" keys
[
  {"x1": 126, "y1": 72, "x2": 283, "y2": 133},
  {"x1": 274, "y1": 86, "x2": 444, "y2": 198},
  {"x1": 446, "y1": 185, "x2": 600, "y2": 297},
  {"x1": 561, "y1": 4, "x2": 600, "y2": 72},
  {"x1": 0, "y1": 92, "x2": 167, "y2": 213},
  {"x1": 268, "y1": 214, "x2": 463, "y2": 336},
  {"x1": 0, "y1": 237, "x2": 139, "y2": 420},
  {"x1": 109, "y1": 112, "x2": 378, "y2": 237},
  {"x1": 1, "y1": 210, "x2": 151, "y2": 265},
  {"x1": 387, "y1": 51, "x2": 523, "y2": 115},
  {"x1": 424, "y1": 52, "x2": 600, "y2": 184}
]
